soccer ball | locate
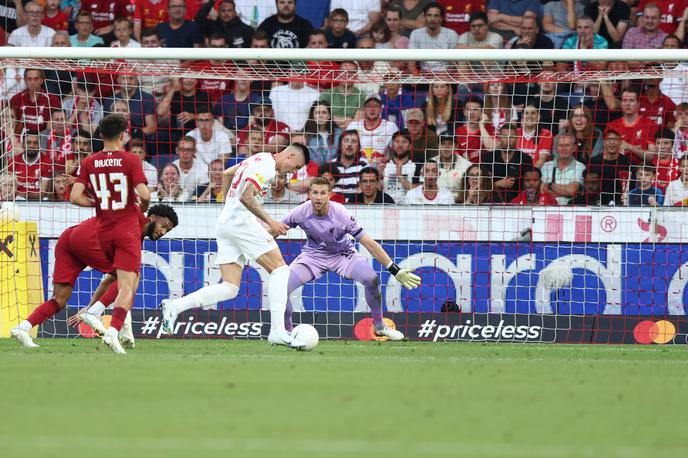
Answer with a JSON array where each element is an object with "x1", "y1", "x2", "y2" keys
[{"x1": 291, "y1": 324, "x2": 319, "y2": 351}]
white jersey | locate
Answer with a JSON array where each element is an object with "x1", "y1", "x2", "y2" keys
[
  {"x1": 347, "y1": 118, "x2": 398, "y2": 160},
  {"x1": 219, "y1": 153, "x2": 276, "y2": 224}
]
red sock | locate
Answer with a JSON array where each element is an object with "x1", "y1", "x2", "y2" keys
[
  {"x1": 99, "y1": 281, "x2": 118, "y2": 308},
  {"x1": 110, "y1": 307, "x2": 127, "y2": 331},
  {"x1": 27, "y1": 298, "x2": 62, "y2": 326}
]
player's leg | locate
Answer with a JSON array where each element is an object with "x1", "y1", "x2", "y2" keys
[
  {"x1": 284, "y1": 262, "x2": 316, "y2": 332},
  {"x1": 76, "y1": 275, "x2": 118, "y2": 336},
  {"x1": 160, "y1": 263, "x2": 241, "y2": 335},
  {"x1": 11, "y1": 283, "x2": 73, "y2": 348},
  {"x1": 346, "y1": 257, "x2": 404, "y2": 341}
]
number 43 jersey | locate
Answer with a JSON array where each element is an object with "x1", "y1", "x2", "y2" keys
[
  {"x1": 218, "y1": 153, "x2": 276, "y2": 225},
  {"x1": 76, "y1": 150, "x2": 148, "y2": 233}
]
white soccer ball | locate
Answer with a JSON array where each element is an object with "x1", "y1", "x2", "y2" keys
[{"x1": 291, "y1": 324, "x2": 319, "y2": 351}]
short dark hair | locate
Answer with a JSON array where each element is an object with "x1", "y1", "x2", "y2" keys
[
  {"x1": 252, "y1": 29, "x2": 269, "y2": 42},
  {"x1": 469, "y1": 12, "x2": 487, "y2": 24},
  {"x1": 655, "y1": 127, "x2": 675, "y2": 140},
  {"x1": 310, "y1": 176, "x2": 331, "y2": 190},
  {"x1": 622, "y1": 86, "x2": 641, "y2": 98},
  {"x1": 308, "y1": 29, "x2": 327, "y2": 42},
  {"x1": 664, "y1": 34, "x2": 681, "y2": 45},
  {"x1": 463, "y1": 95, "x2": 483, "y2": 108},
  {"x1": 98, "y1": 114, "x2": 129, "y2": 141},
  {"x1": 196, "y1": 104, "x2": 212, "y2": 115},
  {"x1": 207, "y1": 32, "x2": 227, "y2": 44},
  {"x1": 359, "y1": 166, "x2": 380, "y2": 179},
  {"x1": 317, "y1": 163, "x2": 338, "y2": 181},
  {"x1": 329, "y1": 8, "x2": 348, "y2": 21},
  {"x1": 636, "y1": 161, "x2": 656, "y2": 175},
  {"x1": 148, "y1": 204, "x2": 179, "y2": 227},
  {"x1": 291, "y1": 142, "x2": 310, "y2": 164},
  {"x1": 129, "y1": 138, "x2": 145, "y2": 150},
  {"x1": 522, "y1": 166, "x2": 542, "y2": 179},
  {"x1": 141, "y1": 27, "x2": 159, "y2": 40},
  {"x1": 424, "y1": 1, "x2": 444, "y2": 16}
]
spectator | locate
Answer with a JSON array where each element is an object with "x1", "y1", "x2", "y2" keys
[
  {"x1": 353, "y1": 36, "x2": 393, "y2": 95},
  {"x1": 71, "y1": 130, "x2": 95, "y2": 171},
  {"x1": 371, "y1": 20, "x2": 393, "y2": 48},
  {"x1": 659, "y1": 34, "x2": 688, "y2": 104},
  {"x1": 63, "y1": 79, "x2": 104, "y2": 135},
  {"x1": 213, "y1": 79, "x2": 259, "y2": 132},
  {"x1": 652, "y1": 128, "x2": 681, "y2": 193},
  {"x1": 664, "y1": 154, "x2": 688, "y2": 206},
  {"x1": 347, "y1": 93, "x2": 399, "y2": 166},
  {"x1": 10, "y1": 2, "x2": 55, "y2": 47},
  {"x1": 584, "y1": 0, "x2": 630, "y2": 49},
  {"x1": 186, "y1": 34, "x2": 234, "y2": 104},
  {"x1": 70, "y1": 11, "x2": 104, "y2": 47},
  {"x1": 157, "y1": 0, "x2": 204, "y2": 47},
  {"x1": 193, "y1": 159, "x2": 227, "y2": 202},
  {"x1": 482, "y1": 82, "x2": 515, "y2": 131},
  {"x1": 109, "y1": 99, "x2": 139, "y2": 145},
  {"x1": 583, "y1": 80, "x2": 621, "y2": 130},
  {"x1": 516, "y1": 103, "x2": 553, "y2": 169},
  {"x1": 40, "y1": 108, "x2": 75, "y2": 176},
  {"x1": 315, "y1": 163, "x2": 346, "y2": 203},
  {"x1": 266, "y1": 171, "x2": 302, "y2": 203},
  {"x1": 235, "y1": 96, "x2": 290, "y2": 155},
  {"x1": 429, "y1": 135, "x2": 472, "y2": 200},
  {"x1": 347, "y1": 166, "x2": 395, "y2": 204},
  {"x1": 384, "y1": 130, "x2": 421, "y2": 202},
  {"x1": 195, "y1": 0, "x2": 253, "y2": 47},
  {"x1": 234, "y1": 0, "x2": 276, "y2": 28},
  {"x1": 542, "y1": 0, "x2": 584, "y2": 48},
  {"x1": 622, "y1": 4, "x2": 667, "y2": 49},
  {"x1": 130, "y1": 137, "x2": 158, "y2": 190},
  {"x1": 456, "y1": 164, "x2": 495, "y2": 204},
  {"x1": 671, "y1": 102, "x2": 688, "y2": 158},
  {"x1": 42, "y1": 0, "x2": 68, "y2": 32},
  {"x1": 8, "y1": 131, "x2": 52, "y2": 200},
  {"x1": 406, "y1": 108, "x2": 439, "y2": 163},
  {"x1": 303, "y1": 100, "x2": 342, "y2": 165},
  {"x1": 626, "y1": 163, "x2": 663, "y2": 206},
  {"x1": 106, "y1": 74, "x2": 158, "y2": 149},
  {"x1": 425, "y1": 83, "x2": 455, "y2": 136},
  {"x1": 588, "y1": 128, "x2": 632, "y2": 205},
  {"x1": 133, "y1": 0, "x2": 170, "y2": 40},
  {"x1": 408, "y1": 2, "x2": 459, "y2": 73},
  {"x1": 186, "y1": 107, "x2": 233, "y2": 166},
  {"x1": 330, "y1": 129, "x2": 367, "y2": 198},
  {"x1": 456, "y1": 95, "x2": 488, "y2": 163},
  {"x1": 111, "y1": 17, "x2": 140, "y2": 48},
  {"x1": 540, "y1": 132, "x2": 586, "y2": 205},
  {"x1": 562, "y1": 15, "x2": 609, "y2": 51},
  {"x1": 383, "y1": 5, "x2": 410, "y2": 48},
  {"x1": 329, "y1": 0, "x2": 380, "y2": 37},
  {"x1": 482, "y1": 123, "x2": 534, "y2": 202},
  {"x1": 137, "y1": 28, "x2": 176, "y2": 101},
  {"x1": 257, "y1": 0, "x2": 313, "y2": 48},
  {"x1": 325, "y1": 8, "x2": 357, "y2": 48},
  {"x1": 380, "y1": 81, "x2": 422, "y2": 131},
  {"x1": 606, "y1": 86, "x2": 658, "y2": 163},
  {"x1": 569, "y1": 169, "x2": 603, "y2": 205},
  {"x1": 270, "y1": 81, "x2": 320, "y2": 131},
  {"x1": 487, "y1": 0, "x2": 539, "y2": 40},
  {"x1": 0, "y1": 173, "x2": 17, "y2": 202},
  {"x1": 556, "y1": 105, "x2": 603, "y2": 164},
  {"x1": 10, "y1": 69, "x2": 61, "y2": 134},
  {"x1": 511, "y1": 166, "x2": 559, "y2": 205},
  {"x1": 528, "y1": 72, "x2": 569, "y2": 133},
  {"x1": 404, "y1": 161, "x2": 454, "y2": 204},
  {"x1": 172, "y1": 136, "x2": 209, "y2": 198},
  {"x1": 636, "y1": 0, "x2": 684, "y2": 35},
  {"x1": 80, "y1": 0, "x2": 125, "y2": 44},
  {"x1": 506, "y1": 15, "x2": 554, "y2": 49},
  {"x1": 457, "y1": 12, "x2": 503, "y2": 49},
  {"x1": 319, "y1": 62, "x2": 365, "y2": 130},
  {"x1": 639, "y1": 79, "x2": 676, "y2": 127},
  {"x1": 0, "y1": 65, "x2": 25, "y2": 105},
  {"x1": 157, "y1": 78, "x2": 211, "y2": 143},
  {"x1": 156, "y1": 162, "x2": 186, "y2": 202}
]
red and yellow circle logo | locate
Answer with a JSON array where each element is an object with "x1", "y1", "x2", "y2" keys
[
  {"x1": 633, "y1": 320, "x2": 676, "y2": 345},
  {"x1": 354, "y1": 317, "x2": 397, "y2": 341}
]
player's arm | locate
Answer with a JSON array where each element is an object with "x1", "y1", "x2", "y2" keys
[
  {"x1": 221, "y1": 163, "x2": 241, "y2": 199},
  {"x1": 240, "y1": 181, "x2": 289, "y2": 236},
  {"x1": 359, "y1": 234, "x2": 421, "y2": 290},
  {"x1": 136, "y1": 182, "x2": 151, "y2": 212},
  {"x1": 69, "y1": 182, "x2": 96, "y2": 207}
]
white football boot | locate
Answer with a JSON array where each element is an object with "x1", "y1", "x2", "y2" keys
[
  {"x1": 11, "y1": 327, "x2": 39, "y2": 348},
  {"x1": 103, "y1": 327, "x2": 127, "y2": 354},
  {"x1": 79, "y1": 312, "x2": 107, "y2": 336},
  {"x1": 268, "y1": 329, "x2": 305, "y2": 349},
  {"x1": 374, "y1": 326, "x2": 405, "y2": 341},
  {"x1": 119, "y1": 311, "x2": 135, "y2": 349},
  {"x1": 159, "y1": 299, "x2": 177, "y2": 335}
]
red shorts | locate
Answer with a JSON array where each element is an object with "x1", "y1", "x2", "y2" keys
[
  {"x1": 98, "y1": 229, "x2": 142, "y2": 273},
  {"x1": 52, "y1": 226, "x2": 114, "y2": 286}
]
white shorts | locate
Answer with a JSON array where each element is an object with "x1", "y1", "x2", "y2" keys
[{"x1": 215, "y1": 218, "x2": 278, "y2": 265}]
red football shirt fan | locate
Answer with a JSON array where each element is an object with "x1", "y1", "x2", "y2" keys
[
  {"x1": 516, "y1": 127, "x2": 553, "y2": 166},
  {"x1": 438, "y1": 0, "x2": 486, "y2": 34},
  {"x1": 237, "y1": 120, "x2": 291, "y2": 148},
  {"x1": 455, "y1": 123, "x2": 489, "y2": 163},
  {"x1": 8, "y1": 151, "x2": 53, "y2": 197},
  {"x1": 637, "y1": 0, "x2": 686, "y2": 34},
  {"x1": 42, "y1": 10, "x2": 69, "y2": 31},
  {"x1": 134, "y1": 0, "x2": 169, "y2": 29},
  {"x1": 10, "y1": 91, "x2": 61, "y2": 133},
  {"x1": 82, "y1": 0, "x2": 125, "y2": 31},
  {"x1": 76, "y1": 150, "x2": 148, "y2": 272},
  {"x1": 511, "y1": 190, "x2": 559, "y2": 205},
  {"x1": 653, "y1": 156, "x2": 680, "y2": 192},
  {"x1": 606, "y1": 116, "x2": 657, "y2": 163}
]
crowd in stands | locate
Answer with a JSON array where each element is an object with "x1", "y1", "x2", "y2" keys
[{"x1": 1, "y1": 0, "x2": 688, "y2": 207}]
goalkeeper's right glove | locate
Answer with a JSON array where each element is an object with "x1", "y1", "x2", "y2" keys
[{"x1": 387, "y1": 262, "x2": 421, "y2": 290}]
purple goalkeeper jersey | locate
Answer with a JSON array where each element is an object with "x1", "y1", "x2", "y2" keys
[{"x1": 282, "y1": 201, "x2": 366, "y2": 254}]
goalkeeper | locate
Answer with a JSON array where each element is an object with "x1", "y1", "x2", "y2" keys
[{"x1": 276, "y1": 177, "x2": 421, "y2": 340}]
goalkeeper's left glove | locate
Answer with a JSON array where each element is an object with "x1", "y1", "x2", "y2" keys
[{"x1": 387, "y1": 262, "x2": 421, "y2": 290}]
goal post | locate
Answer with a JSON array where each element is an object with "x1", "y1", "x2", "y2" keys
[{"x1": 1, "y1": 47, "x2": 688, "y2": 345}]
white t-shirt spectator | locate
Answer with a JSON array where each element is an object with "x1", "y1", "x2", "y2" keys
[
  {"x1": 404, "y1": 186, "x2": 454, "y2": 205},
  {"x1": 663, "y1": 179, "x2": 688, "y2": 206},
  {"x1": 330, "y1": 0, "x2": 380, "y2": 34},
  {"x1": 186, "y1": 127, "x2": 233, "y2": 166},
  {"x1": 347, "y1": 118, "x2": 399, "y2": 160},
  {"x1": 269, "y1": 84, "x2": 320, "y2": 131},
  {"x1": 457, "y1": 31, "x2": 503, "y2": 48},
  {"x1": 172, "y1": 159, "x2": 210, "y2": 198},
  {"x1": 384, "y1": 160, "x2": 417, "y2": 203},
  {"x1": 143, "y1": 160, "x2": 158, "y2": 188},
  {"x1": 8, "y1": 25, "x2": 55, "y2": 47},
  {"x1": 409, "y1": 27, "x2": 459, "y2": 72}
]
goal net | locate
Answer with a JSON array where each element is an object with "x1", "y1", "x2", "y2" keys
[{"x1": 2, "y1": 48, "x2": 687, "y2": 345}]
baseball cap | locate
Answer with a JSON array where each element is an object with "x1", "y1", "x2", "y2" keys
[
  {"x1": 251, "y1": 95, "x2": 272, "y2": 110},
  {"x1": 406, "y1": 108, "x2": 425, "y2": 123},
  {"x1": 364, "y1": 93, "x2": 382, "y2": 104}
]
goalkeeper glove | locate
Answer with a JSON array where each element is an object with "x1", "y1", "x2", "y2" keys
[{"x1": 387, "y1": 262, "x2": 421, "y2": 290}]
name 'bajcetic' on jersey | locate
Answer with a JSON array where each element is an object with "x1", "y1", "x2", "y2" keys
[{"x1": 94, "y1": 158, "x2": 123, "y2": 168}]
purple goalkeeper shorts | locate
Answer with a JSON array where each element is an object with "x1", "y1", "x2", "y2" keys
[{"x1": 290, "y1": 248, "x2": 366, "y2": 282}]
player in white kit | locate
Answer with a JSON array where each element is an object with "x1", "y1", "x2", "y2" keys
[{"x1": 160, "y1": 143, "x2": 310, "y2": 348}]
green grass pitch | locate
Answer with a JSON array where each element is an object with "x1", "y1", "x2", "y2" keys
[{"x1": 1, "y1": 339, "x2": 687, "y2": 458}]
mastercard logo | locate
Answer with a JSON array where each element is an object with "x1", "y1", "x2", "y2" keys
[
  {"x1": 353, "y1": 317, "x2": 397, "y2": 341},
  {"x1": 633, "y1": 320, "x2": 676, "y2": 345}
]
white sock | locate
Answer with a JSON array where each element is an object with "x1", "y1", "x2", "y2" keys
[
  {"x1": 268, "y1": 265, "x2": 290, "y2": 332},
  {"x1": 87, "y1": 301, "x2": 107, "y2": 317},
  {"x1": 172, "y1": 282, "x2": 239, "y2": 314},
  {"x1": 19, "y1": 320, "x2": 32, "y2": 332}
]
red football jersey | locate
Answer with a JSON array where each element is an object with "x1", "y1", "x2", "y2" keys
[
  {"x1": 237, "y1": 120, "x2": 291, "y2": 147},
  {"x1": 639, "y1": 93, "x2": 676, "y2": 127},
  {"x1": 637, "y1": 0, "x2": 687, "y2": 34},
  {"x1": 42, "y1": 11, "x2": 69, "y2": 31},
  {"x1": 76, "y1": 150, "x2": 148, "y2": 231},
  {"x1": 606, "y1": 116, "x2": 657, "y2": 163},
  {"x1": 454, "y1": 123, "x2": 487, "y2": 163},
  {"x1": 438, "y1": 0, "x2": 485, "y2": 34},
  {"x1": 516, "y1": 127, "x2": 553, "y2": 165},
  {"x1": 81, "y1": 0, "x2": 125, "y2": 30},
  {"x1": 653, "y1": 156, "x2": 681, "y2": 192},
  {"x1": 10, "y1": 91, "x2": 61, "y2": 133},
  {"x1": 134, "y1": 0, "x2": 168, "y2": 28},
  {"x1": 511, "y1": 190, "x2": 559, "y2": 206},
  {"x1": 9, "y1": 152, "x2": 53, "y2": 195}
]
